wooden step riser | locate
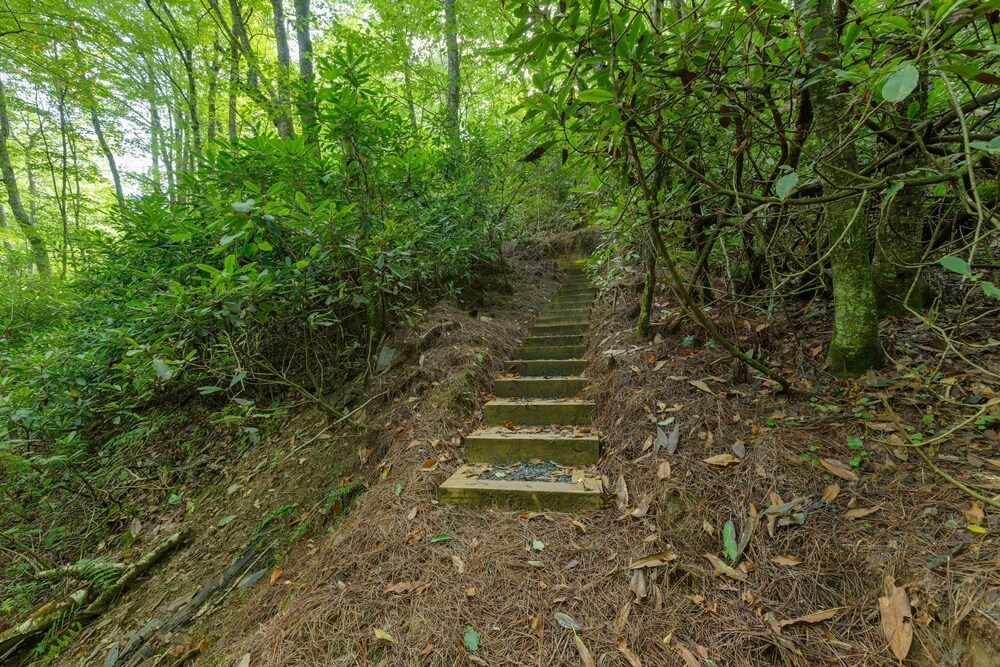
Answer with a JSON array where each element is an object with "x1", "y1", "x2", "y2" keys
[
  {"x1": 494, "y1": 377, "x2": 588, "y2": 398},
  {"x1": 513, "y1": 345, "x2": 586, "y2": 360},
  {"x1": 465, "y1": 434, "x2": 599, "y2": 466},
  {"x1": 484, "y1": 401, "x2": 594, "y2": 426},
  {"x1": 521, "y1": 335, "x2": 585, "y2": 347}
]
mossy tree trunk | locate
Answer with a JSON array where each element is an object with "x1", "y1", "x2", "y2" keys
[
  {"x1": 796, "y1": 0, "x2": 882, "y2": 376},
  {"x1": 873, "y1": 80, "x2": 932, "y2": 314}
]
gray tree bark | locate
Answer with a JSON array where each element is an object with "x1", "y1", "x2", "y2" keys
[
  {"x1": 293, "y1": 0, "x2": 318, "y2": 146},
  {"x1": 444, "y1": 0, "x2": 460, "y2": 150},
  {"x1": 795, "y1": 0, "x2": 882, "y2": 376},
  {"x1": 0, "y1": 80, "x2": 51, "y2": 275},
  {"x1": 271, "y1": 0, "x2": 294, "y2": 139},
  {"x1": 90, "y1": 107, "x2": 126, "y2": 214}
]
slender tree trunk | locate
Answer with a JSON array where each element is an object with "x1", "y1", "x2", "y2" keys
[
  {"x1": 271, "y1": 0, "x2": 294, "y2": 139},
  {"x1": 69, "y1": 130, "x2": 85, "y2": 267},
  {"x1": 150, "y1": 101, "x2": 163, "y2": 195},
  {"x1": 796, "y1": 0, "x2": 882, "y2": 376},
  {"x1": 164, "y1": 105, "x2": 176, "y2": 200},
  {"x1": 403, "y1": 31, "x2": 418, "y2": 131},
  {"x1": 208, "y1": 53, "x2": 220, "y2": 144},
  {"x1": 0, "y1": 202, "x2": 15, "y2": 253},
  {"x1": 90, "y1": 107, "x2": 126, "y2": 214},
  {"x1": 0, "y1": 80, "x2": 51, "y2": 275},
  {"x1": 57, "y1": 85, "x2": 70, "y2": 276},
  {"x1": 228, "y1": 40, "x2": 239, "y2": 140},
  {"x1": 443, "y1": 0, "x2": 460, "y2": 151},
  {"x1": 873, "y1": 78, "x2": 932, "y2": 314},
  {"x1": 293, "y1": 0, "x2": 317, "y2": 146}
]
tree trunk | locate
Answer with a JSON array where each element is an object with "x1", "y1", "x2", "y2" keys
[
  {"x1": 637, "y1": 239, "x2": 656, "y2": 339},
  {"x1": 403, "y1": 32, "x2": 418, "y2": 130},
  {"x1": 443, "y1": 0, "x2": 460, "y2": 151},
  {"x1": 271, "y1": 0, "x2": 294, "y2": 140},
  {"x1": 0, "y1": 202, "x2": 15, "y2": 253},
  {"x1": 0, "y1": 80, "x2": 51, "y2": 275},
  {"x1": 91, "y1": 107, "x2": 126, "y2": 214},
  {"x1": 228, "y1": 40, "x2": 239, "y2": 140},
  {"x1": 207, "y1": 52, "x2": 220, "y2": 144},
  {"x1": 293, "y1": 0, "x2": 318, "y2": 145},
  {"x1": 796, "y1": 0, "x2": 882, "y2": 376},
  {"x1": 57, "y1": 85, "x2": 70, "y2": 277},
  {"x1": 873, "y1": 79, "x2": 932, "y2": 314}
]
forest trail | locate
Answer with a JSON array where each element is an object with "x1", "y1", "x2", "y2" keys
[{"x1": 440, "y1": 260, "x2": 603, "y2": 509}]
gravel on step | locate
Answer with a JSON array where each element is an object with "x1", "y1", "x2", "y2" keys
[{"x1": 478, "y1": 461, "x2": 572, "y2": 483}]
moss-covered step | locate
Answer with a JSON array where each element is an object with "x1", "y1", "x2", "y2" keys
[
  {"x1": 484, "y1": 398, "x2": 594, "y2": 426},
  {"x1": 506, "y1": 359, "x2": 587, "y2": 376},
  {"x1": 520, "y1": 334, "x2": 585, "y2": 347},
  {"x1": 465, "y1": 426, "x2": 600, "y2": 465},
  {"x1": 439, "y1": 464, "x2": 603, "y2": 510},
  {"x1": 549, "y1": 292, "x2": 594, "y2": 306},
  {"x1": 494, "y1": 376, "x2": 588, "y2": 398},
  {"x1": 541, "y1": 306, "x2": 591, "y2": 316},
  {"x1": 513, "y1": 345, "x2": 586, "y2": 360},
  {"x1": 528, "y1": 323, "x2": 588, "y2": 336}
]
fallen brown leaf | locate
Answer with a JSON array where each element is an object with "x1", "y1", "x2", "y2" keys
[
  {"x1": 615, "y1": 474, "x2": 629, "y2": 511},
  {"x1": 690, "y1": 379, "x2": 715, "y2": 395},
  {"x1": 629, "y1": 549, "x2": 677, "y2": 569},
  {"x1": 420, "y1": 458, "x2": 439, "y2": 471},
  {"x1": 269, "y1": 566, "x2": 284, "y2": 585},
  {"x1": 703, "y1": 453, "x2": 740, "y2": 467},
  {"x1": 821, "y1": 458, "x2": 859, "y2": 481},
  {"x1": 844, "y1": 506, "x2": 880, "y2": 520},
  {"x1": 574, "y1": 634, "x2": 596, "y2": 667},
  {"x1": 772, "y1": 555, "x2": 802, "y2": 567},
  {"x1": 657, "y1": 459, "x2": 672, "y2": 479},
  {"x1": 879, "y1": 580, "x2": 912, "y2": 661},
  {"x1": 616, "y1": 637, "x2": 643, "y2": 667},
  {"x1": 821, "y1": 483, "x2": 841, "y2": 502},
  {"x1": 779, "y1": 606, "x2": 846, "y2": 627},
  {"x1": 673, "y1": 640, "x2": 701, "y2": 667}
]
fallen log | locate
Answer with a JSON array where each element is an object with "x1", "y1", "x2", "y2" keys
[{"x1": 0, "y1": 531, "x2": 188, "y2": 663}]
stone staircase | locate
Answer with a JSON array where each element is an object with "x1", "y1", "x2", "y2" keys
[{"x1": 439, "y1": 262, "x2": 603, "y2": 510}]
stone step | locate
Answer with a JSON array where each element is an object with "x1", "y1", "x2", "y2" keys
[
  {"x1": 439, "y1": 464, "x2": 603, "y2": 510},
  {"x1": 521, "y1": 334, "x2": 585, "y2": 347},
  {"x1": 528, "y1": 323, "x2": 589, "y2": 336},
  {"x1": 535, "y1": 316, "x2": 590, "y2": 326},
  {"x1": 538, "y1": 311, "x2": 590, "y2": 322},
  {"x1": 550, "y1": 294, "x2": 595, "y2": 303},
  {"x1": 465, "y1": 426, "x2": 599, "y2": 465},
  {"x1": 484, "y1": 399, "x2": 594, "y2": 426},
  {"x1": 547, "y1": 301, "x2": 593, "y2": 311},
  {"x1": 513, "y1": 345, "x2": 586, "y2": 361},
  {"x1": 494, "y1": 376, "x2": 588, "y2": 399},
  {"x1": 539, "y1": 306, "x2": 592, "y2": 317},
  {"x1": 507, "y1": 359, "x2": 587, "y2": 376}
]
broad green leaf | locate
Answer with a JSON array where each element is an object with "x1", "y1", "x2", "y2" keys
[
  {"x1": 775, "y1": 172, "x2": 798, "y2": 200},
  {"x1": 231, "y1": 199, "x2": 256, "y2": 213},
  {"x1": 723, "y1": 520, "x2": 738, "y2": 561},
  {"x1": 463, "y1": 625, "x2": 480, "y2": 651},
  {"x1": 981, "y1": 281, "x2": 1000, "y2": 299},
  {"x1": 152, "y1": 359, "x2": 171, "y2": 380},
  {"x1": 938, "y1": 255, "x2": 972, "y2": 277},
  {"x1": 577, "y1": 88, "x2": 615, "y2": 103},
  {"x1": 882, "y1": 64, "x2": 919, "y2": 103}
]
